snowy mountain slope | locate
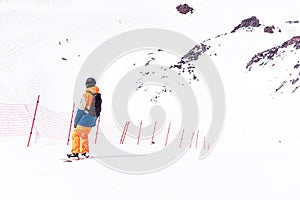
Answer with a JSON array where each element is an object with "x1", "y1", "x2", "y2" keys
[
  {"x1": 246, "y1": 36, "x2": 300, "y2": 94},
  {"x1": 1, "y1": 0, "x2": 300, "y2": 200},
  {"x1": 188, "y1": 15, "x2": 300, "y2": 96}
]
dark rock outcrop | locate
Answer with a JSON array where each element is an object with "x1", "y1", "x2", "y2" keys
[
  {"x1": 285, "y1": 20, "x2": 299, "y2": 24},
  {"x1": 281, "y1": 36, "x2": 300, "y2": 48},
  {"x1": 246, "y1": 36, "x2": 300, "y2": 70},
  {"x1": 231, "y1": 16, "x2": 261, "y2": 33},
  {"x1": 176, "y1": 4, "x2": 194, "y2": 14},
  {"x1": 264, "y1": 25, "x2": 275, "y2": 33}
]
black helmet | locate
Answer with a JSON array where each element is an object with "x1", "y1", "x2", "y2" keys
[{"x1": 85, "y1": 77, "x2": 96, "y2": 88}]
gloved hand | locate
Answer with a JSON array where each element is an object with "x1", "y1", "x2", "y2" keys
[{"x1": 74, "y1": 123, "x2": 77, "y2": 128}]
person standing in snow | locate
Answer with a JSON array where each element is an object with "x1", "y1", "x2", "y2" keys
[{"x1": 67, "y1": 77, "x2": 102, "y2": 159}]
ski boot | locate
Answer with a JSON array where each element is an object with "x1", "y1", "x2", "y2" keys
[
  {"x1": 67, "y1": 153, "x2": 79, "y2": 159},
  {"x1": 81, "y1": 152, "x2": 90, "y2": 159}
]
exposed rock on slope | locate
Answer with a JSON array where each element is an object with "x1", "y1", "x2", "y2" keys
[
  {"x1": 285, "y1": 20, "x2": 299, "y2": 24},
  {"x1": 176, "y1": 4, "x2": 194, "y2": 14},
  {"x1": 246, "y1": 36, "x2": 300, "y2": 71},
  {"x1": 246, "y1": 36, "x2": 300, "y2": 93},
  {"x1": 231, "y1": 16, "x2": 261, "y2": 33},
  {"x1": 264, "y1": 25, "x2": 275, "y2": 33}
]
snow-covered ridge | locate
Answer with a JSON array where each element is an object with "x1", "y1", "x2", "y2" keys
[{"x1": 170, "y1": 15, "x2": 300, "y2": 95}]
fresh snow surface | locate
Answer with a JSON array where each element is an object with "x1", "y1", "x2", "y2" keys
[{"x1": 1, "y1": 0, "x2": 300, "y2": 199}]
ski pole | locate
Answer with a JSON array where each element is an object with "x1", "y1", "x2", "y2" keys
[
  {"x1": 67, "y1": 102, "x2": 75, "y2": 145},
  {"x1": 94, "y1": 117, "x2": 101, "y2": 144}
]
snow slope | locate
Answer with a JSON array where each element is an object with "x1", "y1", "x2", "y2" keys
[{"x1": 1, "y1": 0, "x2": 300, "y2": 200}]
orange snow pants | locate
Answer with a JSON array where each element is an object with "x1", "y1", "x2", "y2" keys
[{"x1": 71, "y1": 125, "x2": 92, "y2": 154}]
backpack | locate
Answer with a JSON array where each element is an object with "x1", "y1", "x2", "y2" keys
[{"x1": 87, "y1": 93, "x2": 102, "y2": 117}]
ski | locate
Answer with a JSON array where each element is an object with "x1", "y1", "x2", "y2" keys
[
  {"x1": 61, "y1": 155, "x2": 93, "y2": 162},
  {"x1": 62, "y1": 158, "x2": 73, "y2": 162}
]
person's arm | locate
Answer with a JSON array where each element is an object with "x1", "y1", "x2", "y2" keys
[{"x1": 74, "y1": 95, "x2": 87, "y2": 128}]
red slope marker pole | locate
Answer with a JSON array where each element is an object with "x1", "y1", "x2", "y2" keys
[
  {"x1": 179, "y1": 129, "x2": 184, "y2": 148},
  {"x1": 120, "y1": 122, "x2": 127, "y2": 144},
  {"x1": 120, "y1": 121, "x2": 128, "y2": 144},
  {"x1": 151, "y1": 121, "x2": 157, "y2": 145},
  {"x1": 121, "y1": 122, "x2": 130, "y2": 144},
  {"x1": 137, "y1": 120, "x2": 142, "y2": 145},
  {"x1": 67, "y1": 102, "x2": 75, "y2": 145},
  {"x1": 165, "y1": 123, "x2": 171, "y2": 147},
  {"x1": 27, "y1": 95, "x2": 40, "y2": 147},
  {"x1": 122, "y1": 122, "x2": 130, "y2": 144},
  {"x1": 189, "y1": 131, "x2": 195, "y2": 148},
  {"x1": 195, "y1": 130, "x2": 199, "y2": 149},
  {"x1": 94, "y1": 117, "x2": 101, "y2": 144}
]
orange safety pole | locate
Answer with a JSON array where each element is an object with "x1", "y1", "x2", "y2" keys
[{"x1": 27, "y1": 95, "x2": 40, "y2": 147}]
